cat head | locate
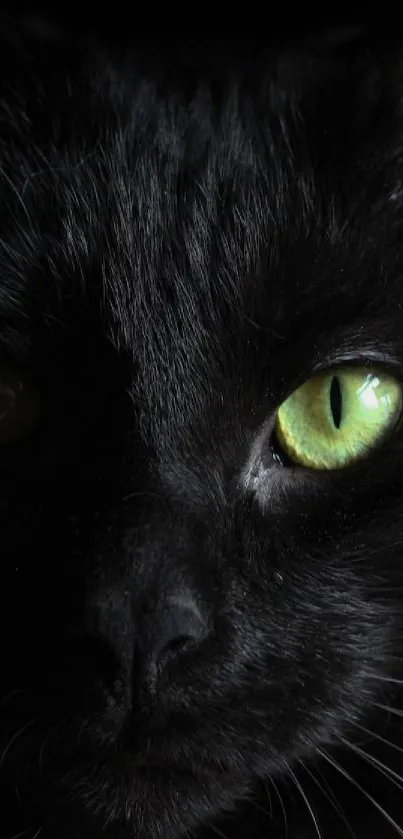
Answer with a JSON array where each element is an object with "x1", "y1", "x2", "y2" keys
[{"x1": 1, "y1": 22, "x2": 403, "y2": 839}]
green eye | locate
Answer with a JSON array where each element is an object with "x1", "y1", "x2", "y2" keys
[{"x1": 275, "y1": 367, "x2": 402, "y2": 469}]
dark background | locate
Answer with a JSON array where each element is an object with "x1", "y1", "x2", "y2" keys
[{"x1": 0, "y1": 4, "x2": 394, "y2": 47}]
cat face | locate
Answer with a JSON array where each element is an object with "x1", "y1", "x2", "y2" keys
[{"x1": 1, "y1": 28, "x2": 403, "y2": 839}]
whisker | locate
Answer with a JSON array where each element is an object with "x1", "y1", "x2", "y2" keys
[
  {"x1": 337, "y1": 734, "x2": 403, "y2": 792},
  {"x1": 369, "y1": 701, "x2": 393, "y2": 730},
  {"x1": 249, "y1": 789, "x2": 273, "y2": 821},
  {"x1": 317, "y1": 746, "x2": 403, "y2": 838},
  {"x1": 0, "y1": 165, "x2": 32, "y2": 223},
  {"x1": 0, "y1": 719, "x2": 36, "y2": 769},
  {"x1": 261, "y1": 779, "x2": 273, "y2": 820},
  {"x1": 284, "y1": 761, "x2": 322, "y2": 839},
  {"x1": 38, "y1": 722, "x2": 63, "y2": 773},
  {"x1": 298, "y1": 759, "x2": 358, "y2": 839},
  {"x1": 0, "y1": 689, "x2": 25, "y2": 708},
  {"x1": 370, "y1": 675, "x2": 403, "y2": 687},
  {"x1": 352, "y1": 720, "x2": 403, "y2": 757},
  {"x1": 262, "y1": 779, "x2": 273, "y2": 820},
  {"x1": 268, "y1": 776, "x2": 288, "y2": 839},
  {"x1": 372, "y1": 701, "x2": 403, "y2": 718},
  {"x1": 210, "y1": 827, "x2": 231, "y2": 839},
  {"x1": 122, "y1": 490, "x2": 161, "y2": 503}
]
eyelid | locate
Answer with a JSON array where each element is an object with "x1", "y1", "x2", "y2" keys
[{"x1": 311, "y1": 345, "x2": 402, "y2": 375}]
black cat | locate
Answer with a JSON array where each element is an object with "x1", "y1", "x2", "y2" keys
[{"x1": 1, "y1": 19, "x2": 403, "y2": 839}]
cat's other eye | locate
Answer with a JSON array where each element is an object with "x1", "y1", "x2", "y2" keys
[
  {"x1": 273, "y1": 366, "x2": 402, "y2": 469},
  {"x1": 0, "y1": 361, "x2": 39, "y2": 444}
]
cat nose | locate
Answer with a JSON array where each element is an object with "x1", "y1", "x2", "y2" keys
[
  {"x1": 141, "y1": 594, "x2": 209, "y2": 673},
  {"x1": 79, "y1": 586, "x2": 211, "y2": 705}
]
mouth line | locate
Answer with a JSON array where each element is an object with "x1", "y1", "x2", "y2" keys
[{"x1": 0, "y1": 703, "x2": 233, "y2": 787}]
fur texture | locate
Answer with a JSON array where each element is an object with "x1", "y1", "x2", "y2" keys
[{"x1": 2, "y1": 24, "x2": 403, "y2": 839}]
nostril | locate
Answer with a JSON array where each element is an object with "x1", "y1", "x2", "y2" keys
[
  {"x1": 151, "y1": 596, "x2": 209, "y2": 670},
  {"x1": 158, "y1": 633, "x2": 197, "y2": 663}
]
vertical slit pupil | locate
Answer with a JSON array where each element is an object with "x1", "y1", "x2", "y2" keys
[{"x1": 330, "y1": 375, "x2": 342, "y2": 429}]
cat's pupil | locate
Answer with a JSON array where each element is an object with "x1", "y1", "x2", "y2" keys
[{"x1": 330, "y1": 375, "x2": 342, "y2": 429}]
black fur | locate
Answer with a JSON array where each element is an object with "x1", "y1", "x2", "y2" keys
[{"x1": 2, "y1": 24, "x2": 403, "y2": 839}]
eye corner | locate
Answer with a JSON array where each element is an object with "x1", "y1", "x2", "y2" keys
[{"x1": 269, "y1": 425, "x2": 294, "y2": 469}]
